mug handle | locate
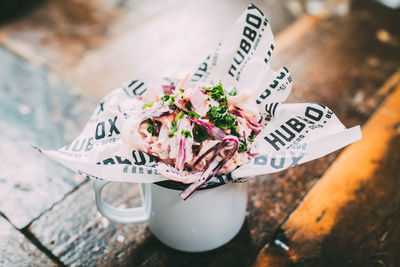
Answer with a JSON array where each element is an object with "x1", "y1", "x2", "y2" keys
[{"x1": 93, "y1": 180, "x2": 151, "y2": 224}]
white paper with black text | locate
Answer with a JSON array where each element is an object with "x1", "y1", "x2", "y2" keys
[{"x1": 39, "y1": 4, "x2": 361, "y2": 185}]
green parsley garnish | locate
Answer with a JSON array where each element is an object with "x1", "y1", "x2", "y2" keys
[
  {"x1": 249, "y1": 130, "x2": 256, "y2": 142},
  {"x1": 161, "y1": 94, "x2": 170, "y2": 102},
  {"x1": 230, "y1": 126, "x2": 239, "y2": 136},
  {"x1": 229, "y1": 87, "x2": 238, "y2": 96},
  {"x1": 204, "y1": 82, "x2": 227, "y2": 104},
  {"x1": 187, "y1": 110, "x2": 200, "y2": 119},
  {"x1": 193, "y1": 126, "x2": 209, "y2": 142},
  {"x1": 147, "y1": 118, "x2": 155, "y2": 134},
  {"x1": 185, "y1": 101, "x2": 192, "y2": 110},
  {"x1": 181, "y1": 130, "x2": 192, "y2": 138},
  {"x1": 207, "y1": 104, "x2": 237, "y2": 131},
  {"x1": 179, "y1": 88, "x2": 185, "y2": 93},
  {"x1": 176, "y1": 111, "x2": 184, "y2": 120},
  {"x1": 168, "y1": 95, "x2": 176, "y2": 109},
  {"x1": 168, "y1": 121, "x2": 178, "y2": 138},
  {"x1": 142, "y1": 102, "x2": 154, "y2": 109},
  {"x1": 170, "y1": 121, "x2": 177, "y2": 131},
  {"x1": 238, "y1": 141, "x2": 247, "y2": 152}
]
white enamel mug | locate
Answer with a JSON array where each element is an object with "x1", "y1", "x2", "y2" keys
[{"x1": 93, "y1": 180, "x2": 248, "y2": 252}]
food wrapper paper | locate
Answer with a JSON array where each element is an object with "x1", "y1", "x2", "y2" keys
[{"x1": 37, "y1": 4, "x2": 362, "y2": 188}]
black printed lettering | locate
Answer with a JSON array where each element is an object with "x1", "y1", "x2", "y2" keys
[
  {"x1": 233, "y1": 50, "x2": 245, "y2": 64},
  {"x1": 103, "y1": 158, "x2": 115, "y2": 165},
  {"x1": 132, "y1": 150, "x2": 147, "y2": 165},
  {"x1": 277, "y1": 71, "x2": 285, "y2": 79},
  {"x1": 276, "y1": 125, "x2": 295, "y2": 141},
  {"x1": 240, "y1": 39, "x2": 251, "y2": 54},
  {"x1": 260, "y1": 88, "x2": 271, "y2": 100},
  {"x1": 95, "y1": 122, "x2": 105, "y2": 139},
  {"x1": 264, "y1": 132, "x2": 286, "y2": 151},
  {"x1": 228, "y1": 65, "x2": 237, "y2": 77},
  {"x1": 227, "y1": 5, "x2": 264, "y2": 80},
  {"x1": 128, "y1": 80, "x2": 147, "y2": 95},
  {"x1": 297, "y1": 116, "x2": 315, "y2": 125},
  {"x1": 116, "y1": 156, "x2": 131, "y2": 164},
  {"x1": 243, "y1": 26, "x2": 256, "y2": 42},
  {"x1": 305, "y1": 106, "x2": 323, "y2": 121},
  {"x1": 265, "y1": 102, "x2": 278, "y2": 116},
  {"x1": 246, "y1": 13, "x2": 261, "y2": 29},
  {"x1": 269, "y1": 80, "x2": 278, "y2": 89},
  {"x1": 248, "y1": 3, "x2": 264, "y2": 16},
  {"x1": 286, "y1": 118, "x2": 305, "y2": 133},
  {"x1": 108, "y1": 116, "x2": 120, "y2": 136}
]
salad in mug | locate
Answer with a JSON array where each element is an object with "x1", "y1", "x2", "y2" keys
[{"x1": 121, "y1": 76, "x2": 263, "y2": 199}]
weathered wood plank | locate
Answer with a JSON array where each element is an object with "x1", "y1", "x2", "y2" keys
[
  {"x1": 29, "y1": 181, "x2": 151, "y2": 266},
  {"x1": 0, "y1": 46, "x2": 96, "y2": 228},
  {"x1": 246, "y1": 0, "x2": 400, "y2": 248},
  {"x1": 253, "y1": 82, "x2": 400, "y2": 266},
  {"x1": 0, "y1": 0, "x2": 298, "y2": 97},
  {"x1": 0, "y1": 216, "x2": 54, "y2": 266}
]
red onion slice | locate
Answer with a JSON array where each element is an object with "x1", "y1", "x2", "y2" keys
[
  {"x1": 175, "y1": 137, "x2": 187, "y2": 172},
  {"x1": 179, "y1": 136, "x2": 239, "y2": 200},
  {"x1": 162, "y1": 85, "x2": 175, "y2": 95}
]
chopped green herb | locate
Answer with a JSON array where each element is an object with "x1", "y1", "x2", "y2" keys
[
  {"x1": 161, "y1": 94, "x2": 170, "y2": 102},
  {"x1": 142, "y1": 102, "x2": 154, "y2": 109},
  {"x1": 229, "y1": 87, "x2": 238, "y2": 96},
  {"x1": 185, "y1": 101, "x2": 192, "y2": 110},
  {"x1": 170, "y1": 121, "x2": 177, "y2": 132},
  {"x1": 230, "y1": 126, "x2": 239, "y2": 136},
  {"x1": 179, "y1": 88, "x2": 185, "y2": 93},
  {"x1": 193, "y1": 126, "x2": 209, "y2": 142},
  {"x1": 176, "y1": 111, "x2": 184, "y2": 120},
  {"x1": 209, "y1": 82, "x2": 227, "y2": 103},
  {"x1": 238, "y1": 141, "x2": 247, "y2": 152},
  {"x1": 187, "y1": 110, "x2": 200, "y2": 119},
  {"x1": 249, "y1": 130, "x2": 256, "y2": 142},
  {"x1": 207, "y1": 104, "x2": 237, "y2": 130},
  {"x1": 168, "y1": 121, "x2": 178, "y2": 138},
  {"x1": 181, "y1": 130, "x2": 192, "y2": 138},
  {"x1": 146, "y1": 118, "x2": 155, "y2": 134},
  {"x1": 168, "y1": 95, "x2": 176, "y2": 108}
]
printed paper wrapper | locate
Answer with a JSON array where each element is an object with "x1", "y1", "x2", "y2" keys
[{"x1": 38, "y1": 4, "x2": 362, "y2": 188}]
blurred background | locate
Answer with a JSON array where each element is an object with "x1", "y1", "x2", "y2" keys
[{"x1": 0, "y1": 0, "x2": 399, "y2": 266}]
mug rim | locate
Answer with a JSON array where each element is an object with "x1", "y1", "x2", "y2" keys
[{"x1": 154, "y1": 180, "x2": 225, "y2": 191}]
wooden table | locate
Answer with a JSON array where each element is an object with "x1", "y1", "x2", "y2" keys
[{"x1": 0, "y1": 0, "x2": 399, "y2": 266}]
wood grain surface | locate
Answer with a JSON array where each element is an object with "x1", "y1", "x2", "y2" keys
[{"x1": 0, "y1": 216, "x2": 54, "y2": 266}]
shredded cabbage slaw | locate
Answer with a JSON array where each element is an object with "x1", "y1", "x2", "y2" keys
[{"x1": 121, "y1": 76, "x2": 263, "y2": 199}]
